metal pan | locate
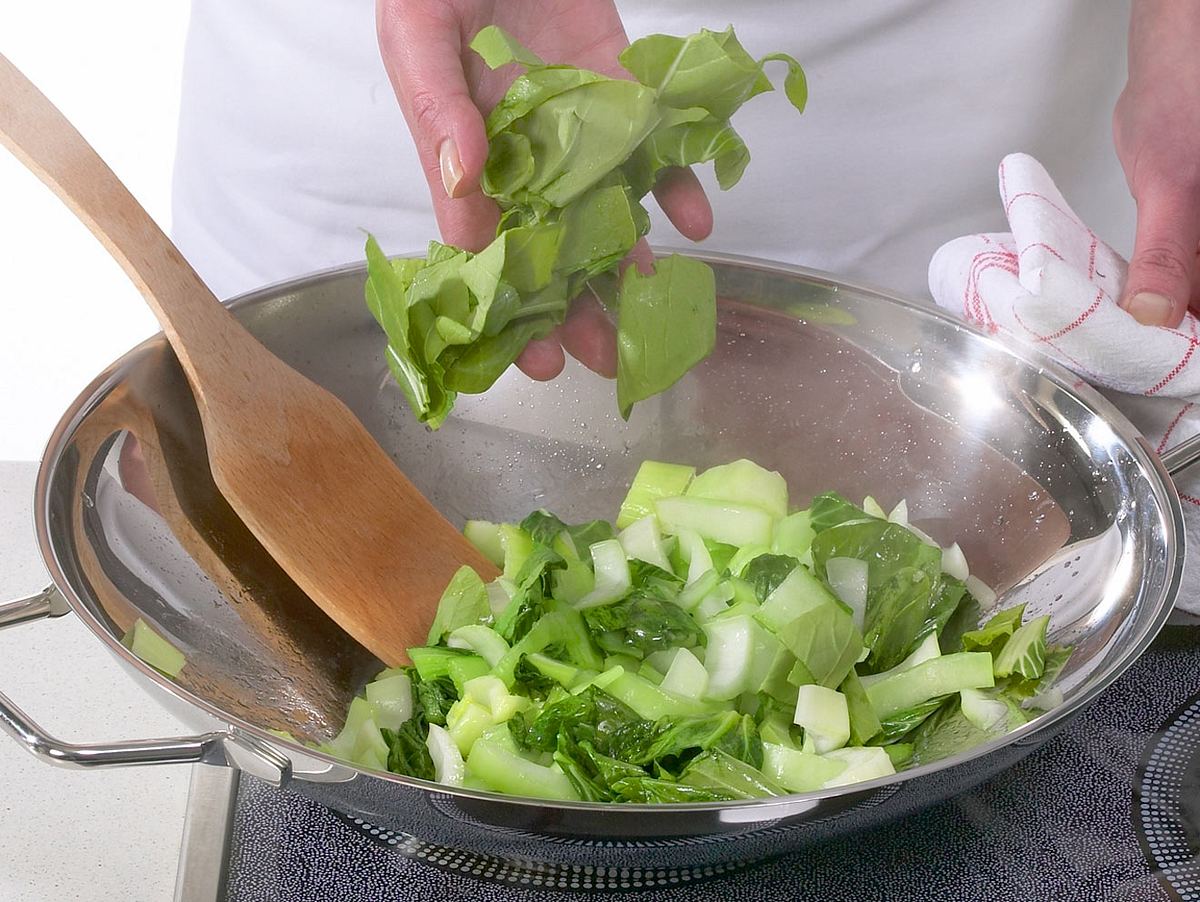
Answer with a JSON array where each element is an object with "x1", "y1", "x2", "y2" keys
[{"x1": 1, "y1": 252, "x2": 1194, "y2": 868}]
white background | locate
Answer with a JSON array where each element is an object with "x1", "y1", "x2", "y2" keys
[
  {"x1": 1, "y1": 9, "x2": 194, "y2": 902},
  {"x1": 1, "y1": 3, "x2": 191, "y2": 462},
  {"x1": 0, "y1": 464, "x2": 191, "y2": 902}
]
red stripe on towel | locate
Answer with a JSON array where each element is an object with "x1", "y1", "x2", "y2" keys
[
  {"x1": 1146, "y1": 339, "x2": 1200, "y2": 396},
  {"x1": 1157, "y1": 402, "x2": 1195, "y2": 454}
]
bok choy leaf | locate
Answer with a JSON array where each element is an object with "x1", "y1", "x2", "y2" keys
[{"x1": 365, "y1": 26, "x2": 807, "y2": 427}]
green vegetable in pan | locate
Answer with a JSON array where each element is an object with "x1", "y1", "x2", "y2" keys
[{"x1": 321, "y1": 458, "x2": 1072, "y2": 804}]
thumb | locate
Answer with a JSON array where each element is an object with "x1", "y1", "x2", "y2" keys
[
  {"x1": 1122, "y1": 183, "x2": 1200, "y2": 327},
  {"x1": 377, "y1": 2, "x2": 496, "y2": 250}
]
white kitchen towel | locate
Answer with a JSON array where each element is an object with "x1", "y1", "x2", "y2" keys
[{"x1": 929, "y1": 152, "x2": 1200, "y2": 615}]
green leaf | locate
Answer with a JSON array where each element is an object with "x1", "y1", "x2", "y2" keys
[
  {"x1": 926, "y1": 574, "x2": 967, "y2": 645},
  {"x1": 495, "y1": 609, "x2": 602, "y2": 683},
  {"x1": 616, "y1": 255, "x2": 716, "y2": 418},
  {"x1": 616, "y1": 33, "x2": 686, "y2": 93},
  {"x1": 457, "y1": 225, "x2": 560, "y2": 326},
  {"x1": 993, "y1": 615, "x2": 1050, "y2": 679},
  {"x1": 628, "y1": 558, "x2": 685, "y2": 594},
  {"x1": 872, "y1": 696, "x2": 948, "y2": 744},
  {"x1": 630, "y1": 710, "x2": 743, "y2": 770},
  {"x1": 513, "y1": 545, "x2": 564, "y2": 591},
  {"x1": 552, "y1": 734, "x2": 616, "y2": 802},
  {"x1": 908, "y1": 694, "x2": 1027, "y2": 766},
  {"x1": 363, "y1": 236, "x2": 438, "y2": 423},
  {"x1": 369, "y1": 25, "x2": 806, "y2": 427},
  {"x1": 509, "y1": 686, "x2": 653, "y2": 758},
  {"x1": 565, "y1": 520, "x2": 617, "y2": 555},
  {"x1": 961, "y1": 604, "x2": 1027, "y2": 657},
  {"x1": 810, "y1": 518, "x2": 944, "y2": 672},
  {"x1": 553, "y1": 736, "x2": 736, "y2": 802},
  {"x1": 883, "y1": 743, "x2": 914, "y2": 769},
  {"x1": 808, "y1": 492, "x2": 874, "y2": 532},
  {"x1": 413, "y1": 674, "x2": 457, "y2": 727},
  {"x1": 518, "y1": 510, "x2": 569, "y2": 546},
  {"x1": 556, "y1": 183, "x2": 645, "y2": 279},
  {"x1": 719, "y1": 714, "x2": 764, "y2": 770},
  {"x1": 493, "y1": 588, "x2": 546, "y2": 645},
  {"x1": 582, "y1": 593, "x2": 703, "y2": 658},
  {"x1": 382, "y1": 721, "x2": 435, "y2": 780},
  {"x1": 469, "y1": 25, "x2": 545, "y2": 69},
  {"x1": 495, "y1": 80, "x2": 661, "y2": 209},
  {"x1": 678, "y1": 748, "x2": 786, "y2": 799},
  {"x1": 703, "y1": 540, "x2": 739, "y2": 575},
  {"x1": 484, "y1": 67, "x2": 608, "y2": 138},
  {"x1": 580, "y1": 739, "x2": 650, "y2": 785},
  {"x1": 776, "y1": 599, "x2": 863, "y2": 689},
  {"x1": 442, "y1": 316, "x2": 557, "y2": 393},
  {"x1": 611, "y1": 775, "x2": 734, "y2": 803},
  {"x1": 513, "y1": 654, "x2": 573, "y2": 698},
  {"x1": 841, "y1": 670, "x2": 882, "y2": 745},
  {"x1": 497, "y1": 225, "x2": 564, "y2": 294},
  {"x1": 624, "y1": 118, "x2": 751, "y2": 195},
  {"x1": 481, "y1": 132, "x2": 535, "y2": 197},
  {"x1": 1036, "y1": 644, "x2": 1071, "y2": 687},
  {"x1": 620, "y1": 28, "x2": 772, "y2": 120},
  {"x1": 762, "y1": 52, "x2": 808, "y2": 112},
  {"x1": 743, "y1": 554, "x2": 800, "y2": 602},
  {"x1": 426, "y1": 565, "x2": 490, "y2": 646},
  {"x1": 939, "y1": 589, "x2": 983, "y2": 653},
  {"x1": 999, "y1": 645, "x2": 1072, "y2": 701},
  {"x1": 861, "y1": 561, "x2": 935, "y2": 670}
]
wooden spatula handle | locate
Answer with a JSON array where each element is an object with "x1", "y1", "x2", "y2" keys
[
  {"x1": 0, "y1": 53, "x2": 250, "y2": 390},
  {"x1": 1, "y1": 54, "x2": 499, "y2": 667}
]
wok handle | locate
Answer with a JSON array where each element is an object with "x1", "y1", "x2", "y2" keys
[
  {"x1": 0, "y1": 586, "x2": 291, "y2": 785},
  {"x1": 0, "y1": 585, "x2": 71, "y2": 628},
  {"x1": 1162, "y1": 433, "x2": 1200, "y2": 478}
]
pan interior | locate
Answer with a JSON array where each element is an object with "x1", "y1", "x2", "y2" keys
[{"x1": 38, "y1": 254, "x2": 1177, "y2": 758}]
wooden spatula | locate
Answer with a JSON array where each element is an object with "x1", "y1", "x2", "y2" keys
[{"x1": 0, "y1": 54, "x2": 499, "y2": 666}]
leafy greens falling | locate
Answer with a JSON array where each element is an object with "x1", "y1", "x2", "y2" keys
[{"x1": 365, "y1": 25, "x2": 807, "y2": 427}]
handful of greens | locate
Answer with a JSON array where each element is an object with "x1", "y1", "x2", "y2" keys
[
  {"x1": 322, "y1": 459, "x2": 1072, "y2": 803},
  {"x1": 365, "y1": 26, "x2": 807, "y2": 428}
]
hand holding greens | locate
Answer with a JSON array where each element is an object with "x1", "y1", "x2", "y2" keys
[
  {"x1": 365, "y1": 26, "x2": 807, "y2": 427},
  {"x1": 322, "y1": 458, "x2": 1072, "y2": 803}
]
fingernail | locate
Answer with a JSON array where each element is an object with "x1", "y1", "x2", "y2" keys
[
  {"x1": 1125, "y1": 291, "x2": 1174, "y2": 326},
  {"x1": 439, "y1": 138, "x2": 463, "y2": 198}
]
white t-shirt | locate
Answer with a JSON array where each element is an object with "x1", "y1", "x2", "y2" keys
[{"x1": 172, "y1": 0, "x2": 1134, "y2": 302}]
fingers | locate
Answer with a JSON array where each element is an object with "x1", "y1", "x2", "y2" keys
[
  {"x1": 625, "y1": 239, "x2": 656, "y2": 276},
  {"x1": 515, "y1": 295, "x2": 619, "y2": 382},
  {"x1": 1121, "y1": 181, "x2": 1200, "y2": 327},
  {"x1": 117, "y1": 435, "x2": 161, "y2": 514},
  {"x1": 652, "y1": 166, "x2": 713, "y2": 241},
  {"x1": 560, "y1": 293, "x2": 618, "y2": 378},
  {"x1": 515, "y1": 333, "x2": 566, "y2": 381},
  {"x1": 376, "y1": 1, "x2": 498, "y2": 251}
]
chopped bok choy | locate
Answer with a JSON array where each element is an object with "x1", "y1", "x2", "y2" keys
[{"x1": 320, "y1": 457, "x2": 1071, "y2": 803}]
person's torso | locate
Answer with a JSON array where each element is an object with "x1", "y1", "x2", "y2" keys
[{"x1": 173, "y1": 0, "x2": 1133, "y2": 301}]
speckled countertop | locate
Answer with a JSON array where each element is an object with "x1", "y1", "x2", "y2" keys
[{"x1": 0, "y1": 461, "x2": 190, "y2": 901}]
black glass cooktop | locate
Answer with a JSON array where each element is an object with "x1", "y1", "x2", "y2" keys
[{"x1": 177, "y1": 626, "x2": 1200, "y2": 902}]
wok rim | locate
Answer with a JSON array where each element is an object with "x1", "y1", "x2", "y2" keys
[{"x1": 32, "y1": 249, "x2": 1185, "y2": 815}]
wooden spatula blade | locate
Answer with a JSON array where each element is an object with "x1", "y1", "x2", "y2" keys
[
  {"x1": 0, "y1": 53, "x2": 499, "y2": 667},
  {"x1": 204, "y1": 364, "x2": 499, "y2": 666}
]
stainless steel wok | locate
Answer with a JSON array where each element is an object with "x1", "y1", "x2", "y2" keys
[{"x1": 1, "y1": 252, "x2": 1193, "y2": 869}]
